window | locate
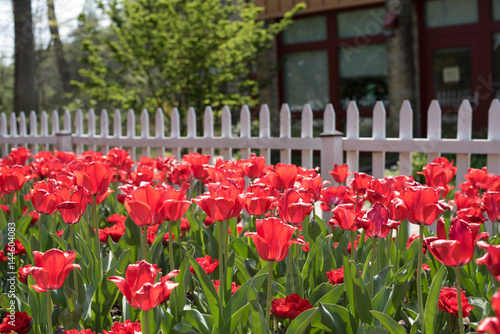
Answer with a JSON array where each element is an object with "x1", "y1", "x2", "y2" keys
[
  {"x1": 424, "y1": 0, "x2": 478, "y2": 28},
  {"x1": 494, "y1": 0, "x2": 500, "y2": 21},
  {"x1": 338, "y1": 44, "x2": 388, "y2": 109},
  {"x1": 282, "y1": 16, "x2": 327, "y2": 44},
  {"x1": 337, "y1": 7, "x2": 385, "y2": 38},
  {"x1": 283, "y1": 51, "x2": 330, "y2": 111},
  {"x1": 278, "y1": 6, "x2": 387, "y2": 117},
  {"x1": 493, "y1": 32, "x2": 500, "y2": 98}
]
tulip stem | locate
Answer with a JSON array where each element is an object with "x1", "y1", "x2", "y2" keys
[
  {"x1": 266, "y1": 261, "x2": 273, "y2": 328},
  {"x1": 224, "y1": 219, "x2": 229, "y2": 274},
  {"x1": 141, "y1": 309, "x2": 150, "y2": 334},
  {"x1": 417, "y1": 225, "x2": 425, "y2": 334},
  {"x1": 91, "y1": 197, "x2": 102, "y2": 333},
  {"x1": 395, "y1": 228, "x2": 400, "y2": 270},
  {"x1": 69, "y1": 226, "x2": 79, "y2": 297},
  {"x1": 142, "y1": 226, "x2": 148, "y2": 261},
  {"x1": 350, "y1": 230, "x2": 356, "y2": 261},
  {"x1": 492, "y1": 220, "x2": 496, "y2": 239},
  {"x1": 218, "y1": 221, "x2": 224, "y2": 308},
  {"x1": 39, "y1": 214, "x2": 44, "y2": 251},
  {"x1": 169, "y1": 221, "x2": 174, "y2": 270},
  {"x1": 47, "y1": 290, "x2": 53, "y2": 334},
  {"x1": 370, "y1": 238, "x2": 379, "y2": 298},
  {"x1": 8, "y1": 193, "x2": 14, "y2": 223},
  {"x1": 454, "y1": 267, "x2": 465, "y2": 334}
]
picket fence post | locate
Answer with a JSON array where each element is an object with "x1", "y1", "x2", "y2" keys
[
  {"x1": 487, "y1": 99, "x2": 500, "y2": 174},
  {"x1": 320, "y1": 104, "x2": 342, "y2": 187}
]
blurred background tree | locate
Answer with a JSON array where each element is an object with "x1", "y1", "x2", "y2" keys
[{"x1": 73, "y1": 0, "x2": 304, "y2": 118}]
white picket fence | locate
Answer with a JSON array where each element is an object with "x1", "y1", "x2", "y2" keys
[{"x1": 1, "y1": 99, "x2": 500, "y2": 186}]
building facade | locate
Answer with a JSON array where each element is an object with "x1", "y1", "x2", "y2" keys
[{"x1": 255, "y1": 0, "x2": 500, "y2": 138}]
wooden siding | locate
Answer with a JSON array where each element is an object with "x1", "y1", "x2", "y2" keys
[{"x1": 255, "y1": 0, "x2": 385, "y2": 19}]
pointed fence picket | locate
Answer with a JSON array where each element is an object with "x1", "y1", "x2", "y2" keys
[{"x1": 1, "y1": 100, "x2": 499, "y2": 187}]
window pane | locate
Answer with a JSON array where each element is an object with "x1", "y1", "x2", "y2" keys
[
  {"x1": 424, "y1": 0, "x2": 477, "y2": 28},
  {"x1": 282, "y1": 16, "x2": 327, "y2": 45},
  {"x1": 283, "y1": 50, "x2": 329, "y2": 111},
  {"x1": 433, "y1": 47, "x2": 471, "y2": 106},
  {"x1": 494, "y1": 0, "x2": 500, "y2": 21},
  {"x1": 493, "y1": 33, "x2": 500, "y2": 98},
  {"x1": 338, "y1": 44, "x2": 388, "y2": 109},
  {"x1": 337, "y1": 7, "x2": 385, "y2": 38}
]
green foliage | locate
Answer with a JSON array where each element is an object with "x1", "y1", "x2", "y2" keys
[{"x1": 75, "y1": 0, "x2": 305, "y2": 114}]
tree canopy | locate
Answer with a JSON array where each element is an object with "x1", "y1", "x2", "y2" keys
[{"x1": 74, "y1": 0, "x2": 304, "y2": 115}]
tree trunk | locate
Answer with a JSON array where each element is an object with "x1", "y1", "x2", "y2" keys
[
  {"x1": 13, "y1": 0, "x2": 37, "y2": 112},
  {"x1": 47, "y1": 0, "x2": 72, "y2": 93}
]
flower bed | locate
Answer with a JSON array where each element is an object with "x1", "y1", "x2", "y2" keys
[{"x1": 0, "y1": 147, "x2": 499, "y2": 334}]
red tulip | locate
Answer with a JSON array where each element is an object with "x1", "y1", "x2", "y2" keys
[
  {"x1": 320, "y1": 185, "x2": 353, "y2": 211},
  {"x1": 27, "y1": 249, "x2": 81, "y2": 292},
  {"x1": 419, "y1": 157, "x2": 457, "y2": 196},
  {"x1": 213, "y1": 280, "x2": 240, "y2": 294},
  {"x1": 182, "y1": 152, "x2": 210, "y2": 181},
  {"x1": 4, "y1": 239, "x2": 26, "y2": 256},
  {"x1": 399, "y1": 185, "x2": 450, "y2": 226},
  {"x1": 157, "y1": 182, "x2": 191, "y2": 222},
  {"x1": 73, "y1": 161, "x2": 114, "y2": 197},
  {"x1": 18, "y1": 264, "x2": 32, "y2": 284},
  {"x1": 366, "y1": 177, "x2": 396, "y2": 206},
  {"x1": 56, "y1": 185, "x2": 89, "y2": 225},
  {"x1": 329, "y1": 163, "x2": 351, "y2": 183},
  {"x1": 106, "y1": 213, "x2": 127, "y2": 225},
  {"x1": 128, "y1": 165, "x2": 155, "y2": 186},
  {"x1": 329, "y1": 203, "x2": 365, "y2": 231},
  {"x1": 31, "y1": 179, "x2": 61, "y2": 215},
  {"x1": 361, "y1": 203, "x2": 400, "y2": 239},
  {"x1": 425, "y1": 218, "x2": 488, "y2": 268},
  {"x1": 0, "y1": 311, "x2": 32, "y2": 334},
  {"x1": 240, "y1": 154, "x2": 267, "y2": 179},
  {"x1": 276, "y1": 188, "x2": 313, "y2": 225},
  {"x1": 326, "y1": 266, "x2": 344, "y2": 285},
  {"x1": 2, "y1": 147, "x2": 30, "y2": 166},
  {"x1": 407, "y1": 234, "x2": 428, "y2": 254},
  {"x1": 349, "y1": 172, "x2": 373, "y2": 196},
  {"x1": 167, "y1": 162, "x2": 193, "y2": 185},
  {"x1": 478, "y1": 289, "x2": 500, "y2": 334},
  {"x1": 274, "y1": 163, "x2": 298, "y2": 190},
  {"x1": 244, "y1": 184, "x2": 277, "y2": 216},
  {"x1": 454, "y1": 190, "x2": 482, "y2": 211},
  {"x1": 298, "y1": 175, "x2": 329, "y2": 202},
  {"x1": 103, "y1": 320, "x2": 141, "y2": 334},
  {"x1": 465, "y1": 167, "x2": 489, "y2": 190},
  {"x1": 483, "y1": 192, "x2": 500, "y2": 222},
  {"x1": 108, "y1": 261, "x2": 179, "y2": 311},
  {"x1": 0, "y1": 165, "x2": 28, "y2": 194},
  {"x1": 0, "y1": 251, "x2": 7, "y2": 262},
  {"x1": 245, "y1": 217, "x2": 304, "y2": 262},
  {"x1": 456, "y1": 206, "x2": 486, "y2": 224},
  {"x1": 104, "y1": 147, "x2": 134, "y2": 173},
  {"x1": 189, "y1": 255, "x2": 219, "y2": 275},
  {"x1": 194, "y1": 180, "x2": 246, "y2": 221},
  {"x1": 271, "y1": 294, "x2": 312, "y2": 320},
  {"x1": 476, "y1": 241, "x2": 500, "y2": 281},
  {"x1": 438, "y1": 286, "x2": 473, "y2": 318},
  {"x1": 124, "y1": 184, "x2": 173, "y2": 227}
]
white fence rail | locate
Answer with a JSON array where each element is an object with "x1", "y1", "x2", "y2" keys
[{"x1": 1, "y1": 100, "x2": 500, "y2": 185}]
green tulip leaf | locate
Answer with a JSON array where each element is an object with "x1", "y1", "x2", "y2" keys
[
  {"x1": 286, "y1": 308, "x2": 318, "y2": 334},
  {"x1": 247, "y1": 286, "x2": 270, "y2": 334},
  {"x1": 316, "y1": 303, "x2": 358, "y2": 334},
  {"x1": 187, "y1": 254, "x2": 221, "y2": 329},
  {"x1": 370, "y1": 310, "x2": 406, "y2": 334},
  {"x1": 424, "y1": 264, "x2": 446, "y2": 334}
]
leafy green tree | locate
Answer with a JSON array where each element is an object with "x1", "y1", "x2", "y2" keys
[{"x1": 74, "y1": 0, "x2": 304, "y2": 116}]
